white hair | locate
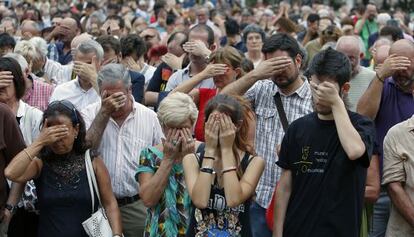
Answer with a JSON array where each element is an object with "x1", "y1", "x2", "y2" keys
[
  {"x1": 336, "y1": 35, "x2": 365, "y2": 54},
  {"x1": 14, "y1": 40, "x2": 38, "y2": 63},
  {"x1": 29, "y1": 37, "x2": 48, "y2": 58},
  {"x1": 157, "y1": 92, "x2": 198, "y2": 127},
  {"x1": 3, "y1": 53, "x2": 29, "y2": 73},
  {"x1": 377, "y1": 13, "x2": 391, "y2": 26}
]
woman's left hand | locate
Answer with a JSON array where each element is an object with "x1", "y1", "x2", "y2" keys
[
  {"x1": 219, "y1": 114, "x2": 236, "y2": 149},
  {"x1": 180, "y1": 128, "x2": 195, "y2": 156}
]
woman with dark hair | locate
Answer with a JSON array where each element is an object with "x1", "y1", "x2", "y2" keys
[
  {"x1": 5, "y1": 100, "x2": 123, "y2": 237},
  {"x1": 183, "y1": 94, "x2": 265, "y2": 237}
]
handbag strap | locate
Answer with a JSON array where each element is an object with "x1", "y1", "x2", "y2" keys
[
  {"x1": 274, "y1": 92, "x2": 289, "y2": 133},
  {"x1": 85, "y1": 150, "x2": 103, "y2": 211},
  {"x1": 85, "y1": 150, "x2": 95, "y2": 214}
]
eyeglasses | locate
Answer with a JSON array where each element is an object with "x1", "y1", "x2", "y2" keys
[{"x1": 48, "y1": 100, "x2": 79, "y2": 124}]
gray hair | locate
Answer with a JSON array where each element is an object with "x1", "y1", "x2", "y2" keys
[
  {"x1": 3, "y1": 53, "x2": 29, "y2": 73},
  {"x1": 29, "y1": 37, "x2": 48, "y2": 58},
  {"x1": 76, "y1": 39, "x2": 104, "y2": 62},
  {"x1": 97, "y1": 63, "x2": 131, "y2": 91},
  {"x1": 1, "y1": 17, "x2": 17, "y2": 28},
  {"x1": 242, "y1": 24, "x2": 266, "y2": 43}
]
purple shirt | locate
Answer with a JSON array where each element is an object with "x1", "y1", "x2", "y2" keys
[{"x1": 376, "y1": 78, "x2": 414, "y2": 175}]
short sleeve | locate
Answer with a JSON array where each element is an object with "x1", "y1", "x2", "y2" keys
[
  {"x1": 135, "y1": 148, "x2": 156, "y2": 181},
  {"x1": 165, "y1": 71, "x2": 180, "y2": 91},
  {"x1": 276, "y1": 128, "x2": 291, "y2": 170},
  {"x1": 130, "y1": 71, "x2": 145, "y2": 104},
  {"x1": 244, "y1": 81, "x2": 261, "y2": 106},
  {"x1": 152, "y1": 115, "x2": 164, "y2": 146},
  {"x1": 354, "y1": 115, "x2": 376, "y2": 168},
  {"x1": 2, "y1": 107, "x2": 26, "y2": 164},
  {"x1": 147, "y1": 63, "x2": 168, "y2": 92},
  {"x1": 382, "y1": 127, "x2": 405, "y2": 185}
]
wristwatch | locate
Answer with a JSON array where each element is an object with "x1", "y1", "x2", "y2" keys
[{"x1": 5, "y1": 203, "x2": 16, "y2": 214}]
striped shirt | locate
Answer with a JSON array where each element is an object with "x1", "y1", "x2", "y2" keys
[
  {"x1": 245, "y1": 79, "x2": 313, "y2": 208},
  {"x1": 81, "y1": 98, "x2": 164, "y2": 198}
]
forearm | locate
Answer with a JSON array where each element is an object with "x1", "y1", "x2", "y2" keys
[
  {"x1": 220, "y1": 71, "x2": 259, "y2": 95},
  {"x1": 388, "y1": 182, "x2": 414, "y2": 226},
  {"x1": 171, "y1": 73, "x2": 207, "y2": 94},
  {"x1": 365, "y1": 155, "x2": 380, "y2": 203},
  {"x1": 221, "y1": 148, "x2": 244, "y2": 207},
  {"x1": 354, "y1": 19, "x2": 366, "y2": 34},
  {"x1": 140, "y1": 159, "x2": 175, "y2": 207},
  {"x1": 85, "y1": 110, "x2": 110, "y2": 149},
  {"x1": 144, "y1": 91, "x2": 159, "y2": 107},
  {"x1": 191, "y1": 149, "x2": 216, "y2": 208},
  {"x1": 273, "y1": 170, "x2": 292, "y2": 237},
  {"x1": 332, "y1": 100, "x2": 365, "y2": 160},
  {"x1": 5, "y1": 141, "x2": 43, "y2": 181},
  {"x1": 356, "y1": 76, "x2": 383, "y2": 119},
  {"x1": 105, "y1": 201, "x2": 123, "y2": 235},
  {"x1": 6, "y1": 182, "x2": 25, "y2": 206}
]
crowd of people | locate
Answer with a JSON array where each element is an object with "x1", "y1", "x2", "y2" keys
[{"x1": 0, "y1": 0, "x2": 413, "y2": 237}]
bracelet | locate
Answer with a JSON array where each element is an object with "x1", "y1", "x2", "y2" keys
[
  {"x1": 23, "y1": 149, "x2": 33, "y2": 161},
  {"x1": 203, "y1": 156, "x2": 215, "y2": 161},
  {"x1": 222, "y1": 166, "x2": 237, "y2": 174},
  {"x1": 375, "y1": 72, "x2": 384, "y2": 83},
  {"x1": 200, "y1": 167, "x2": 215, "y2": 174}
]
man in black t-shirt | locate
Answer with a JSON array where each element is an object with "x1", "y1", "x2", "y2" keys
[{"x1": 273, "y1": 48, "x2": 375, "y2": 237}]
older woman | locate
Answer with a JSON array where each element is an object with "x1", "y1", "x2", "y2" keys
[
  {"x1": 136, "y1": 92, "x2": 200, "y2": 237},
  {"x1": 5, "y1": 100, "x2": 122, "y2": 237},
  {"x1": 242, "y1": 24, "x2": 265, "y2": 68}
]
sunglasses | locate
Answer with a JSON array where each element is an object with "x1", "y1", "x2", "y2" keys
[{"x1": 48, "y1": 100, "x2": 79, "y2": 124}]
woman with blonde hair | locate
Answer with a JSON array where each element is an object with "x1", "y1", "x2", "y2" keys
[
  {"x1": 172, "y1": 46, "x2": 255, "y2": 143},
  {"x1": 136, "y1": 92, "x2": 202, "y2": 237}
]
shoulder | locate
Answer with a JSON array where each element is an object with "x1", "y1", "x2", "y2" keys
[
  {"x1": 81, "y1": 101, "x2": 101, "y2": 117},
  {"x1": 386, "y1": 117, "x2": 412, "y2": 138},
  {"x1": 129, "y1": 70, "x2": 145, "y2": 80},
  {"x1": 134, "y1": 102, "x2": 157, "y2": 117}
]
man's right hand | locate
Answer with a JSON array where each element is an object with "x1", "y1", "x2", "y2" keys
[
  {"x1": 0, "y1": 71, "x2": 13, "y2": 89},
  {"x1": 101, "y1": 90, "x2": 127, "y2": 115},
  {"x1": 252, "y1": 56, "x2": 292, "y2": 80},
  {"x1": 377, "y1": 54, "x2": 411, "y2": 80}
]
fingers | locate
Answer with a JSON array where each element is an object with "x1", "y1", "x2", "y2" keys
[
  {"x1": 210, "y1": 64, "x2": 228, "y2": 75},
  {"x1": 43, "y1": 118, "x2": 49, "y2": 128},
  {"x1": 0, "y1": 71, "x2": 14, "y2": 80}
]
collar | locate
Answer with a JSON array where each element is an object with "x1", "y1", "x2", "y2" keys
[
  {"x1": 17, "y1": 100, "x2": 26, "y2": 118},
  {"x1": 272, "y1": 76, "x2": 310, "y2": 99},
  {"x1": 74, "y1": 77, "x2": 94, "y2": 93},
  {"x1": 182, "y1": 64, "x2": 191, "y2": 74},
  {"x1": 408, "y1": 115, "x2": 414, "y2": 130}
]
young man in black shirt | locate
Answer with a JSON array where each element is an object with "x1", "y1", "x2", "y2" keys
[{"x1": 273, "y1": 48, "x2": 375, "y2": 237}]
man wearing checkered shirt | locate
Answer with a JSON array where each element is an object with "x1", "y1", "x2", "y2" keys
[{"x1": 221, "y1": 33, "x2": 313, "y2": 237}]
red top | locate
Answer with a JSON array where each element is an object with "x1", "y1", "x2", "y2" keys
[{"x1": 195, "y1": 88, "x2": 218, "y2": 141}]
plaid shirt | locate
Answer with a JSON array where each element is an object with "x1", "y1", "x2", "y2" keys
[
  {"x1": 245, "y1": 79, "x2": 313, "y2": 208},
  {"x1": 23, "y1": 76, "x2": 55, "y2": 111}
]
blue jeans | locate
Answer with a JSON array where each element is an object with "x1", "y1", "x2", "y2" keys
[
  {"x1": 250, "y1": 201, "x2": 272, "y2": 237},
  {"x1": 369, "y1": 191, "x2": 391, "y2": 237}
]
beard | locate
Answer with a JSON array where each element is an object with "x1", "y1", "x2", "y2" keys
[
  {"x1": 394, "y1": 74, "x2": 414, "y2": 93},
  {"x1": 272, "y1": 68, "x2": 299, "y2": 89},
  {"x1": 312, "y1": 100, "x2": 332, "y2": 115}
]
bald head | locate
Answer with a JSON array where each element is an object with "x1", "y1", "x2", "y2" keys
[
  {"x1": 336, "y1": 36, "x2": 363, "y2": 76},
  {"x1": 374, "y1": 45, "x2": 390, "y2": 66},
  {"x1": 59, "y1": 17, "x2": 80, "y2": 43},
  {"x1": 20, "y1": 20, "x2": 41, "y2": 40},
  {"x1": 390, "y1": 39, "x2": 414, "y2": 60}
]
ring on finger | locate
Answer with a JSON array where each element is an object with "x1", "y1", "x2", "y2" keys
[
  {"x1": 186, "y1": 138, "x2": 193, "y2": 144},
  {"x1": 172, "y1": 140, "x2": 178, "y2": 146}
]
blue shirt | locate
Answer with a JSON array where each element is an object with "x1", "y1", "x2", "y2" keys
[{"x1": 56, "y1": 42, "x2": 73, "y2": 65}]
